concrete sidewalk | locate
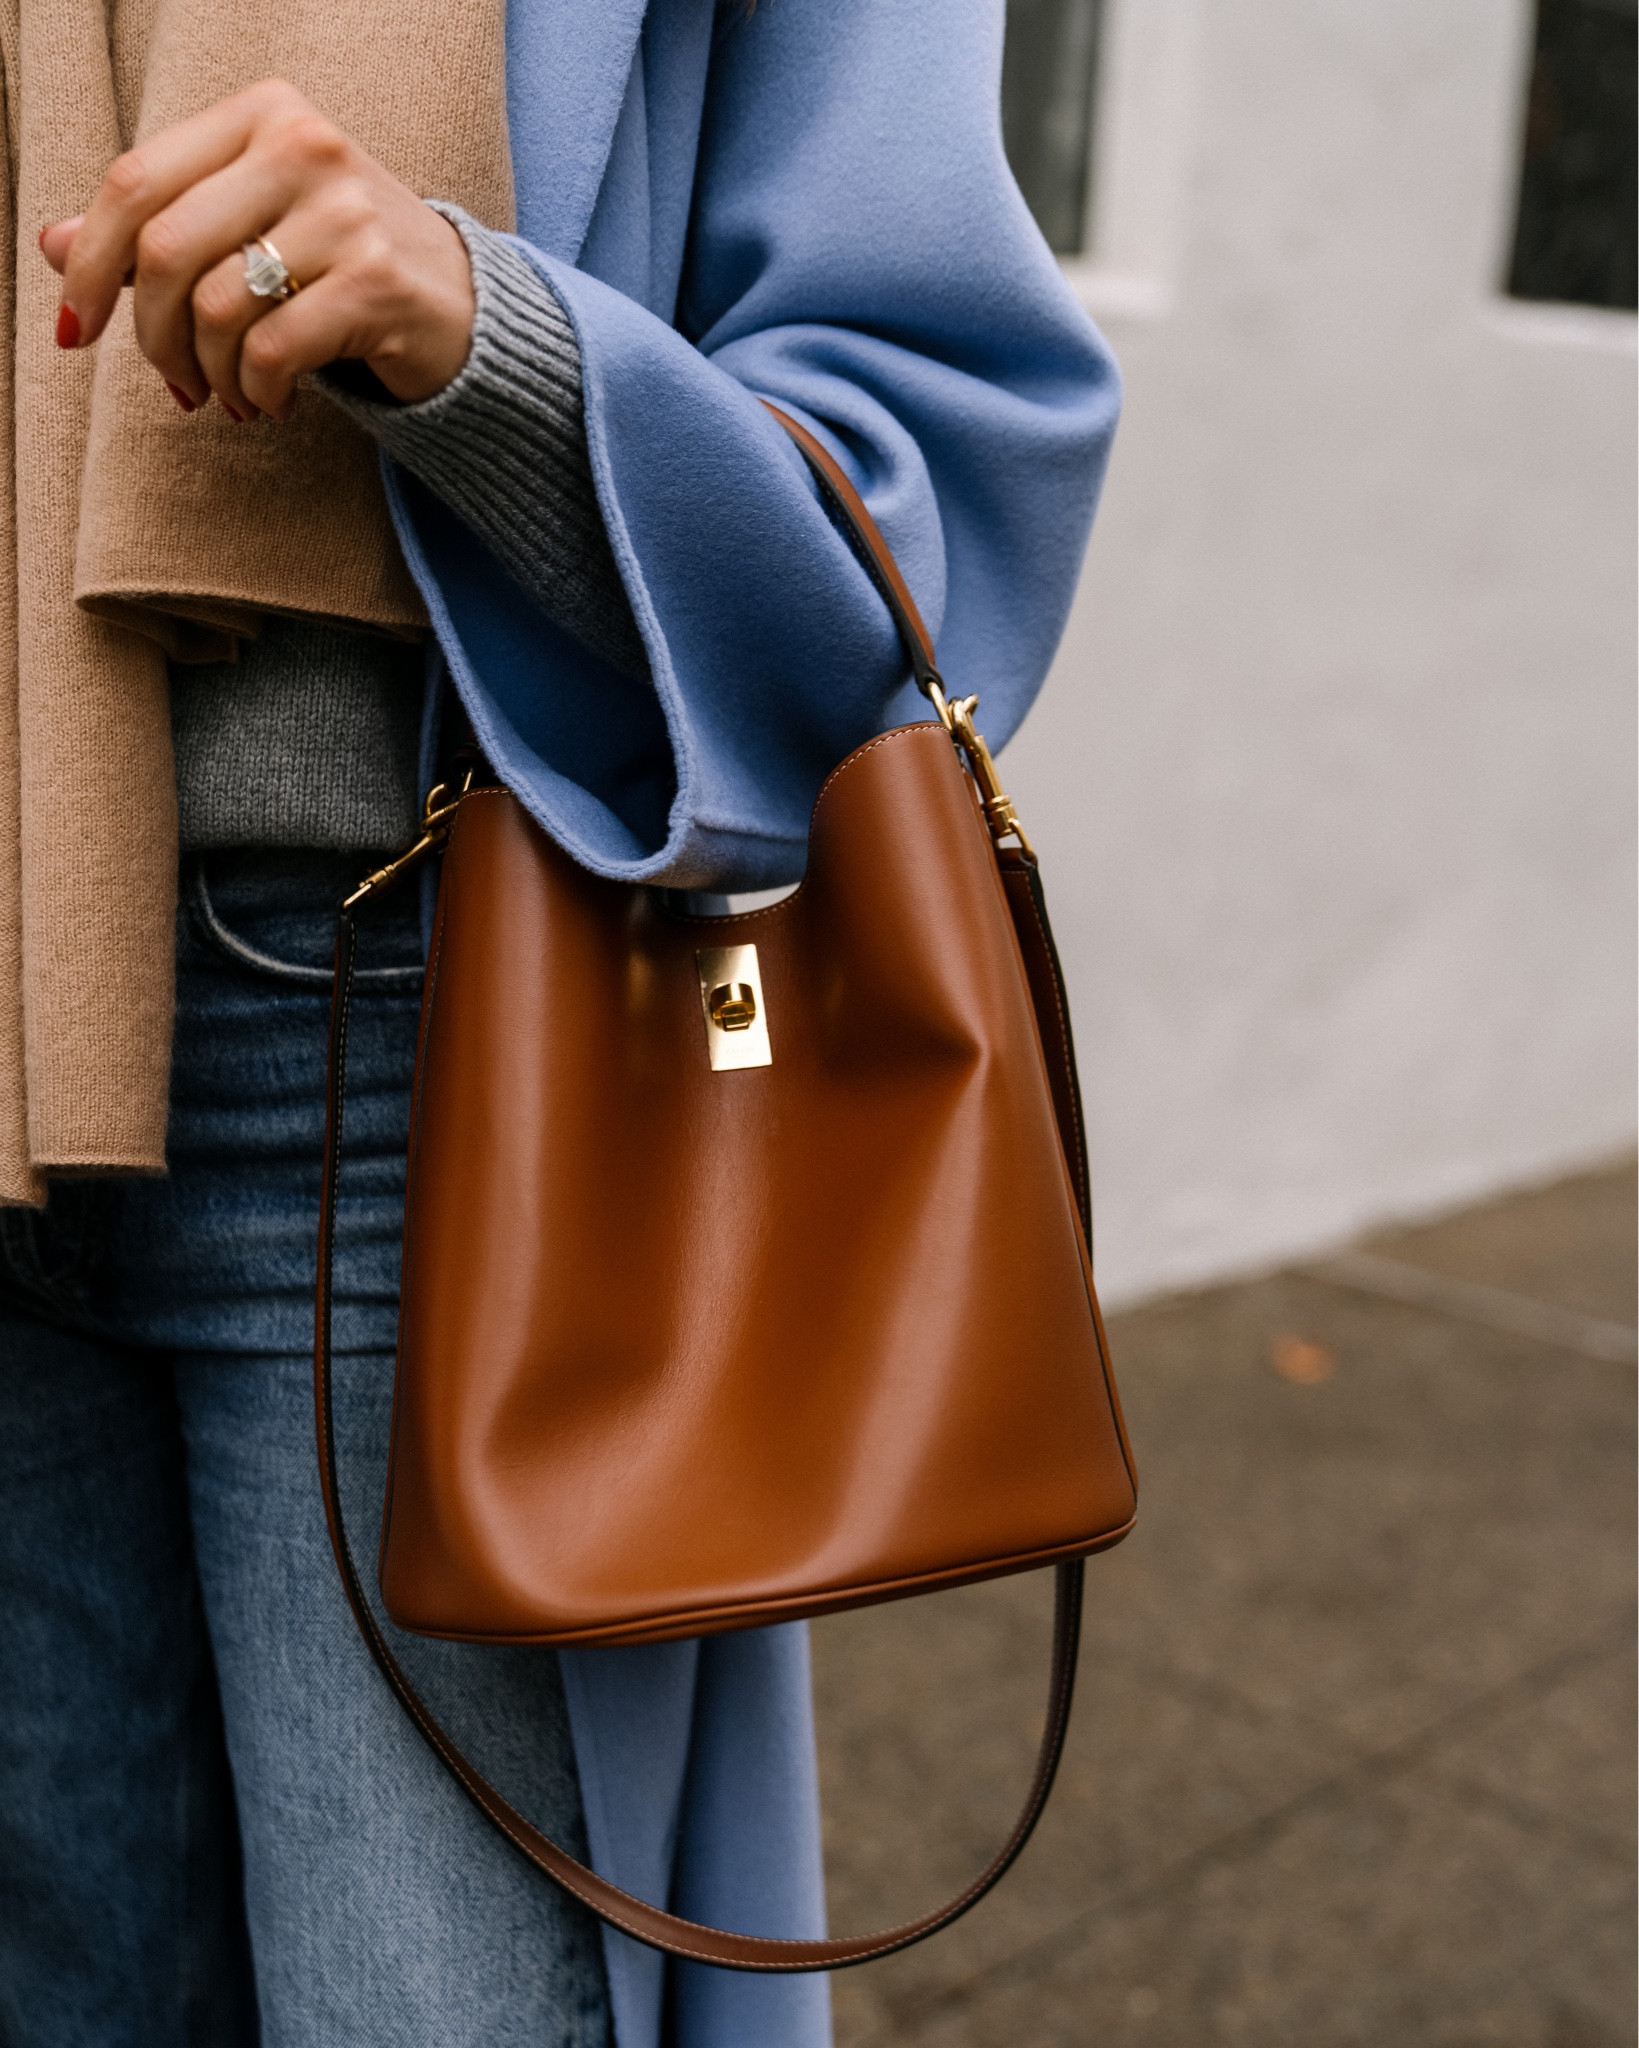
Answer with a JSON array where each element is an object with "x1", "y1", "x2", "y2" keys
[{"x1": 812, "y1": 1161, "x2": 1636, "y2": 2048}]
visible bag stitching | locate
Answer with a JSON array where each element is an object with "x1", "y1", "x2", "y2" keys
[
  {"x1": 377, "y1": 863, "x2": 453, "y2": 1575},
  {"x1": 1006, "y1": 864, "x2": 1089, "y2": 1221},
  {"x1": 315, "y1": 412, "x2": 1130, "y2": 1971},
  {"x1": 320, "y1": 906, "x2": 1093, "y2": 1966},
  {"x1": 459, "y1": 724, "x2": 944, "y2": 939}
]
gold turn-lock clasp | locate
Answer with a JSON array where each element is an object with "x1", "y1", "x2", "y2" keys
[
  {"x1": 697, "y1": 944, "x2": 772, "y2": 1070},
  {"x1": 707, "y1": 982, "x2": 758, "y2": 1031},
  {"x1": 926, "y1": 682, "x2": 1037, "y2": 862}
]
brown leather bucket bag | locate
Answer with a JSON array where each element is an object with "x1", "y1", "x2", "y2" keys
[{"x1": 317, "y1": 407, "x2": 1137, "y2": 1972}]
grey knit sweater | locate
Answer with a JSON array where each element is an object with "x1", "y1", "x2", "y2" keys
[{"x1": 171, "y1": 208, "x2": 642, "y2": 851}]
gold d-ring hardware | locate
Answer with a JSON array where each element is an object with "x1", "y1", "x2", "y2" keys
[
  {"x1": 708, "y1": 983, "x2": 758, "y2": 1031},
  {"x1": 932, "y1": 687, "x2": 1037, "y2": 861},
  {"x1": 343, "y1": 770, "x2": 474, "y2": 910}
]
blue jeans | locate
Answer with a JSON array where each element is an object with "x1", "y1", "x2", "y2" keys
[{"x1": 0, "y1": 852, "x2": 612, "y2": 2048}]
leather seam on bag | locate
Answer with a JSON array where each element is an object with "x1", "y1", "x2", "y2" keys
[
  {"x1": 388, "y1": 1522, "x2": 1135, "y2": 1648},
  {"x1": 457, "y1": 724, "x2": 940, "y2": 917},
  {"x1": 378, "y1": 851, "x2": 455, "y2": 1571},
  {"x1": 1012, "y1": 872, "x2": 1088, "y2": 1217},
  {"x1": 315, "y1": 395, "x2": 1140, "y2": 1969}
]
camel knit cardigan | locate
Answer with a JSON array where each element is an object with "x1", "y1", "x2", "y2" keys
[
  {"x1": 0, "y1": 0, "x2": 511, "y2": 1203},
  {"x1": 171, "y1": 215, "x2": 646, "y2": 852}
]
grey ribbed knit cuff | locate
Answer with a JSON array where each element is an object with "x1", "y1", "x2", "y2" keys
[{"x1": 325, "y1": 205, "x2": 648, "y2": 682}]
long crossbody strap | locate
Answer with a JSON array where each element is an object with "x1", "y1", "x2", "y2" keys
[{"x1": 315, "y1": 405, "x2": 1095, "y2": 1972}]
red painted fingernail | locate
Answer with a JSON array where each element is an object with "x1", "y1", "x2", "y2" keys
[
  {"x1": 55, "y1": 304, "x2": 80, "y2": 349},
  {"x1": 165, "y1": 382, "x2": 197, "y2": 414},
  {"x1": 221, "y1": 401, "x2": 244, "y2": 423}
]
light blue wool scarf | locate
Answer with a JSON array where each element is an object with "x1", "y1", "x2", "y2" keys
[{"x1": 384, "y1": 4, "x2": 1121, "y2": 2041}]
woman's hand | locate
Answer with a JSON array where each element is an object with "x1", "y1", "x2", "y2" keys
[{"x1": 40, "y1": 78, "x2": 476, "y2": 421}]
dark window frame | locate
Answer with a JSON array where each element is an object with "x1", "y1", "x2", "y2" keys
[
  {"x1": 1506, "y1": 0, "x2": 1637, "y2": 312},
  {"x1": 1002, "y1": 0, "x2": 1106, "y2": 258}
]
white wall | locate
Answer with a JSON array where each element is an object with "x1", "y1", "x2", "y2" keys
[{"x1": 1004, "y1": 0, "x2": 1637, "y2": 1306}]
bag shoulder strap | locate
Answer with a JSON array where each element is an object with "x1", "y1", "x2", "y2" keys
[
  {"x1": 762, "y1": 402, "x2": 946, "y2": 700},
  {"x1": 314, "y1": 407, "x2": 1092, "y2": 1974}
]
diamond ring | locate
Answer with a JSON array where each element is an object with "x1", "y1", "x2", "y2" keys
[{"x1": 242, "y1": 238, "x2": 300, "y2": 303}]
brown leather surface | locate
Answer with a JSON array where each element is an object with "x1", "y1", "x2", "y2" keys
[
  {"x1": 997, "y1": 847, "x2": 1136, "y2": 1479},
  {"x1": 321, "y1": 1133, "x2": 1086, "y2": 1968},
  {"x1": 316, "y1": 403, "x2": 1138, "y2": 1966},
  {"x1": 379, "y1": 723, "x2": 1136, "y2": 1645},
  {"x1": 317, "y1": 854, "x2": 1104, "y2": 1967},
  {"x1": 998, "y1": 848, "x2": 1090, "y2": 1231}
]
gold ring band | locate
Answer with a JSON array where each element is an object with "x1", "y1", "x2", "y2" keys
[{"x1": 242, "y1": 237, "x2": 299, "y2": 303}]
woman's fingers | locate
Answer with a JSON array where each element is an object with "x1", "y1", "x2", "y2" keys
[
  {"x1": 184, "y1": 250, "x2": 271, "y2": 418},
  {"x1": 232, "y1": 275, "x2": 371, "y2": 421},
  {"x1": 197, "y1": 190, "x2": 471, "y2": 419},
  {"x1": 38, "y1": 215, "x2": 83, "y2": 275},
  {"x1": 188, "y1": 178, "x2": 383, "y2": 416},
  {"x1": 131, "y1": 154, "x2": 312, "y2": 404},
  {"x1": 43, "y1": 78, "x2": 475, "y2": 420},
  {"x1": 188, "y1": 211, "x2": 340, "y2": 421},
  {"x1": 57, "y1": 79, "x2": 308, "y2": 348}
]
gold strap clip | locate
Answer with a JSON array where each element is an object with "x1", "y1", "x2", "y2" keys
[
  {"x1": 343, "y1": 771, "x2": 473, "y2": 911},
  {"x1": 928, "y1": 683, "x2": 1037, "y2": 862}
]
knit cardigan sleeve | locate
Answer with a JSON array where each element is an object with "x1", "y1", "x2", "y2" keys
[
  {"x1": 323, "y1": 207, "x2": 647, "y2": 684},
  {"x1": 0, "y1": 74, "x2": 39, "y2": 1207}
]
